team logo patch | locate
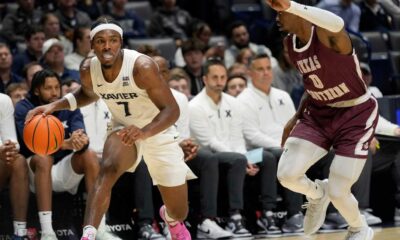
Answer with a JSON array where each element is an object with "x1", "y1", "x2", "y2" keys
[{"x1": 122, "y1": 76, "x2": 130, "y2": 86}]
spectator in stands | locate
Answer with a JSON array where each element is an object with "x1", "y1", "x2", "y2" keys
[
  {"x1": 189, "y1": 58, "x2": 252, "y2": 238},
  {"x1": 41, "y1": 12, "x2": 73, "y2": 55},
  {"x1": 154, "y1": 55, "x2": 240, "y2": 239},
  {"x1": 181, "y1": 39, "x2": 206, "y2": 96},
  {"x1": 106, "y1": 0, "x2": 147, "y2": 45},
  {"x1": 228, "y1": 63, "x2": 250, "y2": 80},
  {"x1": 272, "y1": 46, "x2": 304, "y2": 108},
  {"x1": 41, "y1": 38, "x2": 80, "y2": 83},
  {"x1": 235, "y1": 48, "x2": 254, "y2": 66},
  {"x1": 360, "y1": 0, "x2": 393, "y2": 31},
  {"x1": 22, "y1": 62, "x2": 43, "y2": 88},
  {"x1": 237, "y1": 54, "x2": 304, "y2": 236},
  {"x1": 225, "y1": 74, "x2": 247, "y2": 97},
  {"x1": 6, "y1": 82, "x2": 28, "y2": 107},
  {"x1": 65, "y1": 27, "x2": 91, "y2": 71},
  {"x1": 0, "y1": 43, "x2": 24, "y2": 94},
  {"x1": 168, "y1": 67, "x2": 192, "y2": 100},
  {"x1": 380, "y1": 0, "x2": 400, "y2": 20},
  {"x1": 14, "y1": 69, "x2": 115, "y2": 240},
  {"x1": 12, "y1": 26, "x2": 45, "y2": 78},
  {"x1": 76, "y1": 0, "x2": 103, "y2": 20},
  {"x1": 360, "y1": 62, "x2": 383, "y2": 98},
  {"x1": 1, "y1": 0, "x2": 42, "y2": 52},
  {"x1": 0, "y1": 93, "x2": 30, "y2": 239},
  {"x1": 148, "y1": 0, "x2": 193, "y2": 44},
  {"x1": 54, "y1": 0, "x2": 92, "y2": 40},
  {"x1": 224, "y1": 21, "x2": 277, "y2": 69},
  {"x1": 316, "y1": 0, "x2": 361, "y2": 32},
  {"x1": 136, "y1": 44, "x2": 161, "y2": 57},
  {"x1": 175, "y1": 21, "x2": 225, "y2": 67}
]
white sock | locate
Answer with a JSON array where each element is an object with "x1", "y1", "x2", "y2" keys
[
  {"x1": 164, "y1": 208, "x2": 178, "y2": 226},
  {"x1": 82, "y1": 225, "x2": 97, "y2": 240},
  {"x1": 38, "y1": 211, "x2": 54, "y2": 234},
  {"x1": 14, "y1": 221, "x2": 27, "y2": 236}
]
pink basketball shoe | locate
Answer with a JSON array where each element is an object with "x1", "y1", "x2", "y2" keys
[{"x1": 159, "y1": 205, "x2": 191, "y2": 240}]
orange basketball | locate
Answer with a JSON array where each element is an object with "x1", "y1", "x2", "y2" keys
[{"x1": 23, "y1": 115, "x2": 65, "y2": 155}]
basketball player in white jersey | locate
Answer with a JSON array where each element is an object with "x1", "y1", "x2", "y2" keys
[{"x1": 25, "y1": 17, "x2": 195, "y2": 240}]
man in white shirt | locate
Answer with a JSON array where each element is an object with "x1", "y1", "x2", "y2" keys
[
  {"x1": 189, "y1": 58, "x2": 252, "y2": 238},
  {"x1": 237, "y1": 54, "x2": 304, "y2": 235},
  {"x1": 0, "y1": 93, "x2": 29, "y2": 239}
]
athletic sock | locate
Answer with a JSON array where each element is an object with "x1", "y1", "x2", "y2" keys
[{"x1": 38, "y1": 211, "x2": 55, "y2": 234}]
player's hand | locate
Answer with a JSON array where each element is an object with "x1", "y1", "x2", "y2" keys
[
  {"x1": 246, "y1": 163, "x2": 259, "y2": 176},
  {"x1": 25, "y1": 104, "x2": 56, "y2": 124},
  {"x1": 281, "y1": 115, "x2": 298, "y2": 147},
  {"x1": 369, "y1": 137, "x2": 379, "y2": 155},
  {"x1": 265, "y1": 0, "x2": 291, "y2": 12},
  {"x1": 0, "y1": 140, "x2": 19, "y2": 165},
  {"x1": 179, "y1": 138, "x2": 199, "y2": 161},
  {"x1": 117, "y1": 125, "x2": 145, "y2": 146}
]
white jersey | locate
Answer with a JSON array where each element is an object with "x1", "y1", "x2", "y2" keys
[{"x1": 90, "y1": 49, "x2": 173, "y2": 134}]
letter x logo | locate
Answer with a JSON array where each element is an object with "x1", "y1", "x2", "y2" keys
[
  {"x1": 225, "y1": 110, "x2": 232, "y2": 118},
  {"x1": 104, "y1": 111, "x2": 110, "y2": 119}
]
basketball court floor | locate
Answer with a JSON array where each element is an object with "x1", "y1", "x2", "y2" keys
[{"x1": 256, "y1": 226, "x2": 400, "y2": 239}]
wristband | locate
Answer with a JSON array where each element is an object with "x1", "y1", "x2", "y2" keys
[{"x1": 64, "y1": 93, "x2": 78, "y2": 111}]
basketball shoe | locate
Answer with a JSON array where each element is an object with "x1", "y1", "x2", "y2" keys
[
  {"x1": 303, "y1": 179, "x2": 330, "y2": 235},
  {"x1": 225, "y1": 213, "x2": 253, "y2": 239},
  {"x1": 138, "y1": 224, "x2": 166, "y2": 240},
  {"x1": 159, "y1": 205, "x2": 191, "y2": 240},
  {"x1": 344, "y1": 217, "x2": 374, "y2": 240},
  {"x1": 196, "y1": 218, "x2": 232, "y2": 239},
  {"x1": 360, "y1": 209, "x2": 382, "y2": 226},
  {"x1": 256, "y1": 211, "x2": 282, "y2": 237},
  {"x1": 281, "y1": 212, "x2": 304, "y2": 235}
]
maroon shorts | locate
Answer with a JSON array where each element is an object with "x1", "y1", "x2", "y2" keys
[{"x1": 290, "y1": 98, "x2": 378, "y2": 158}]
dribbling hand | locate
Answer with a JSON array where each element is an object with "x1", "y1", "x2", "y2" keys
[
  {"x1": 25, "y1": 104, "x2": 56, "y2": 124},
  {"x1": 265, "y1": 0, "x2": 291, "y2": 12}
]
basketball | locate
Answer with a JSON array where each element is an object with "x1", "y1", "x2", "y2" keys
[{"x1": 23, "y1": 114, "x2": 65, "y2": 155}]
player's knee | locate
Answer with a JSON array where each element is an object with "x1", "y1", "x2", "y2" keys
[
  {"x1": 11, "y1": 155, "x2": 28, "y2": 177},
  {"x1": 31, "y1": 155, "x2": 53, "y2": 173},
  {"x1": 277, "y1": 164, "x2": 295, "y2": 186},
  {"x1": 80, "y1": 149, "x2": 100, "y2": 170}
]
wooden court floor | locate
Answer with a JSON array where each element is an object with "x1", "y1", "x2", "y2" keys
[{"x1": 256, "y1": 226, "x2": 400, "y2": 240}]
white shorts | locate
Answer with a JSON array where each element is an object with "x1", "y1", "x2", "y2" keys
[
  {"x1": 27, "y1": 153, "x2": 84, "y2": 195},
  {"x1": 109, "y1": 125, "x2": 196, "y2": 187}
]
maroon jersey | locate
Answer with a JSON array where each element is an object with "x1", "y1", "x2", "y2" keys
[{"x1": 285, "y1": 26, "x2": 367, "y2": 107}]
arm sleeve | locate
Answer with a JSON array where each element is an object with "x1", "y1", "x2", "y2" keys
[
  {"x1": 189, "y1": 105, "x2": 231, "y2": 152},
  {"x1": 286, "y1": 1, "x2": 345, "y2": 33}
]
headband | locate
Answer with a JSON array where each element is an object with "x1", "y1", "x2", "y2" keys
[{"x1": 90, "y1": 23, "x2": 123, "y2": 40}]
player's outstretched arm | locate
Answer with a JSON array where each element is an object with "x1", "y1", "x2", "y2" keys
[
  {"x1": 25, "y1": 58, "x2": 99, "y2": 123},
  {"x1": 265, "y1": 0, "x2": 352, "y2": 54}
]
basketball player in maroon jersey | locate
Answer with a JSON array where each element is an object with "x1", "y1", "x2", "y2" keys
[{"x1": 265, "y1": 0, "x2": 377, "y2": 239}]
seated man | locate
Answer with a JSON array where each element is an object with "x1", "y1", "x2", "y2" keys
[
  {"x1": 14, "y1": 69, "x2": 110, "y2": 240},
  {"x1": 0, "y1": 93, "x2": 29, "y2": 239},
  {"x1": 189, "y1": 58, "x2": 252, "y2": 238}
]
